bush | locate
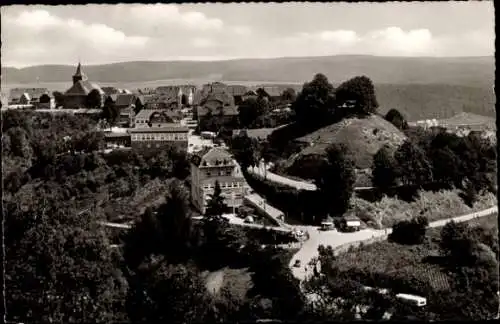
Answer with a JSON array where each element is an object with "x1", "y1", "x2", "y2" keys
[{"x1": 389, "y1": 216, "x2": 429, "y2": 245}]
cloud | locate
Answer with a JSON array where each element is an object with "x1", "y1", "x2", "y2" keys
[
  {"x1": 0, "y1": 5, "x2": 493, "y2": 67},
  {"x1": 127, "y1": 4, "x2": 223, "y2": 32},
  {"x1": 2, "y1": 9, "x2": 149, "y2": 66},
  {"x1": 366, "y1": 27, "x2": 433, "y2": 55},
  {"x1": 232, "y1": 25, "x2": 252, "y2": 36},
  {"x1": 192, "y1": 38, "x2": 216, "y2": 48},
  {"x1": 282, "y1": 27, "x2": 436, "y2": 56}
]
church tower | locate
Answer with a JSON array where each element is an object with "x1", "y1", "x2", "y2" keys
[{"x1": 72, "y1": 62, "x2": 88, "y2": 85}]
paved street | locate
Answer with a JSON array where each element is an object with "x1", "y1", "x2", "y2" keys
[
  {"x1": 248, "y1": 162, "x2": 317, "y2": 191},
  {"x1": 288, "y1": 206, "x2": 498, "y2": 283}
]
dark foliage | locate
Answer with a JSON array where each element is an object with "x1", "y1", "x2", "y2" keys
[
  {"x1": 205, "y1": 181, "x2": 228, "y2": 218},
  {"x1": 385, "y1": 108, "x2": 408, "y2": 130},
  {"x1": 315, "y1": 143, "x2": 356, "y2": 217},
  {"x1": 372, "y1": 146, "x2": 399, "y2": 192},
  {"x1": 389, "y1": 216, "x2": 429, "y2": 245},
  {"x1": 292, "y1": 73, "x2": 336, "y2": 127},
  {"x1": 335, "y1": 75, "x2": 379, "y2": 116}
]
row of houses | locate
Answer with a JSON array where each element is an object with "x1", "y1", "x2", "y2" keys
[{"x1": 6, "y1": 62, "x2": 299, "y2": 112}]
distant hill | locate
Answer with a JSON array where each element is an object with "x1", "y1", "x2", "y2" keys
[{"x1": 2, "y1": 55, "x2": 494, "y2": 86}]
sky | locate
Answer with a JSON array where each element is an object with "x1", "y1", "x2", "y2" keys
[{"x1": 1, "y1": 2, "x2": 495, "y2": 68}]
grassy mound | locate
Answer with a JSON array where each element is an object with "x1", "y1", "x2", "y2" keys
[{"x1": 285, "y1": 115, "x2": 406, "y2": 181}]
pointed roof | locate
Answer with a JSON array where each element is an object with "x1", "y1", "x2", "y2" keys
[
  {"x1": 74, "y1": 62, "x2": 85, "y2": 77},
  {"x1": 65, "y1": 80, "x2": 103, "y2": 96},
  {"x1": 198, "y1": 147, "x2": 235, "y2": 167}
]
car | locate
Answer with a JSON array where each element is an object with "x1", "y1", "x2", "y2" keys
[{"x1": 294, "y1": 260, "x2": 301, "y2": 268}]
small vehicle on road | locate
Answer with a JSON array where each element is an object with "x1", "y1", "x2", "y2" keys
[{"x1": 293, "y1": 259, "x2": 301, "y2": 268}]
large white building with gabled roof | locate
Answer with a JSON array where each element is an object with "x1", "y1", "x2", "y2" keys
[{"x1": 190, "y1": 146, "x2": 249, "y2": 214}]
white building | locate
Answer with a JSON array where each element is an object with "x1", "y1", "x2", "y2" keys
[{"x1": 190, "y1": 147, "x2": 250, "y2": 214}]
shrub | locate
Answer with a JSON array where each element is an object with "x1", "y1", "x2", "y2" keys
[{"x1": 389, "y1": 216, "x2": 429, "y2": 245}]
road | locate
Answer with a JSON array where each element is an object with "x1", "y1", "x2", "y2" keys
[
  {"x1": 289, "y1": 206, "x2": 498, "y2": 283},
  {"x1": 247, "y1": 162, "x2": 375, "y2": 192},
  {"x1": 248, "y1": 162, "x2": 317, "y2": 191}
]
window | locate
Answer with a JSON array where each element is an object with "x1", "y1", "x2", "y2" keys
[
  {"x1": 206, "y1": 171, "x2": 211, "y2": 177},
  {"x1": 226, "y1": 170, "x2": 231, "y2": 176}
]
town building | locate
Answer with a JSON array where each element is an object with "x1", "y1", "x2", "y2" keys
[
  {"x1": 104, "y1": 132, "x2": 131, "y2": 148},
  {"x1": 155, "y1": 85, "x2": 196, "y2": 108},
  {"x1": 134, "y1": 109, "x2": 183, "y2": 127},
  {"x1": 101, "y1": 87, "x2": 121, "y2": 96},
  {"x1": 63, "y1": 62, "x2": 105, "y2": 108},
  {"x1": 257, "y1": 86, "x2": 283, "y2": 101},
  {"x1": 112, "y1": 93, "x2": 143, "y2": 126},
  {"x1": 241, "y1": 90, "x2": 258, "y2": 102},
  {"x1": 8, "y1": 87, "x2": 49, "y2": 105},
  {"x1": 232, "y1": 128, "x2": 277, "y2": 141},
  {"x1": 190, "y1": 147, "x2": 250, "y2": 214},
  {"x1": 196, "y1": 92, "x2": 239, "y2": 131},
  {"x1": 129, "y1": 117, "x2": 189, "y2": 150},
  {"x1": 227, "y1": 85, "x2": 249, "y2": 105}
]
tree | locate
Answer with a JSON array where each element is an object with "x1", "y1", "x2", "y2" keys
[
  {"x1": 181, "y1": 94, "x2": 188, "y2": 106},
  {"x1": 156, "y1": 180, "x2": 194, "y2": 261},
  {"x1": 292, "y1": 73, "x2": 336, "y2": 127},
  {"x1": 440, "y1": 221, "x2": 476, "y2": 265},
  {"x1": 315, "y1": 144, "x2": 356, "y2": 217},
  {"x1": 249, "y1": 247, "x2": 306, "y2": 320},
  {"x1": 86, "y1": 89, "x2": 103, "y2": 108},
  {"x1": 39, "y1": 93, "x2": 51, "y2": 104},
  {"x1": 238, "y1": 97, "x2": 266, "y2": 128},
  {"x1": 126, "y1": 262, "x2": 212, "y2": 323},
  {"x1": 7, "y1": 127, "x2": 32, "y2": 159},
  {"x1": 281, "y1": 88, "x2": 297, "y2": 102},
  {"x1": 205, "y1": 181, "x2": 228, "y2": 218},
  {"x1": 52, "y1": 91, "x2": 65, "y2": 108},
  {"x1": 394, "y1": 140, "x2": 433, "y2": 188},
  {"x1": 429, "y1": 146, "x2": 461, "y2": 188},
  {"x1": 372, "y1": 146, "x2": 399, "y2": 192},
  {"x1": 389, "y1": 216, "x2": 429, "y2": 245},
  {"x1": 102, "y1": 96, "x2": 119, "y2": 126},
  {"x1": 385, "y1": 108, "x2": 408, "y2": 130},
  {"x1": 6, "y1": 203, "x2": 129, "y2": 323},
  {"x1": 134, "y1": 98, "x2": 144, "y2": 115},
  {"x1": 230, "y1": 133, "x2": 258, "y2": 170},
  {"x1": 335, "y1": 76, "x2": 378, "y2": 117}
]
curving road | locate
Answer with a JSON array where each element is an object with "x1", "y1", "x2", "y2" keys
[
  {"x1": 248, "y1": 162, "x2": 317, "y2": 191},
  {"x1": 289, "y1": 206, "x2": 498, "y2": 283}
]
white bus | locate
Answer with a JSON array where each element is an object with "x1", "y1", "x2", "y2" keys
[{"x1": 396, "y1": 293, "x2": 427, "y2": 307}]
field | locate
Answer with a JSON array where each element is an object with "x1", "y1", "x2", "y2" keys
[{"x1": 202, "y1": 267, "x2": 253, "y2": 299}]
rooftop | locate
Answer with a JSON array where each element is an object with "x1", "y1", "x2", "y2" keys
[
  {"x1": 128, "y1": 124, "x2": 189, "y2": 133},
  {"x1": 193, "y1": 147, "x2": 235, "y2": 167}
]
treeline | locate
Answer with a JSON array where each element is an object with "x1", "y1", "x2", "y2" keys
[
  {"x1": 6, "y1": 175, "x2": 308, "y2": 323},
  {"x1": 372, "y1": 125, "x2": 497, "y2": 203}
]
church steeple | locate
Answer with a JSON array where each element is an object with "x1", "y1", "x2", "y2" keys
[{"x1": 73, "y1": 62, "x2": 88, "y2": 84}]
